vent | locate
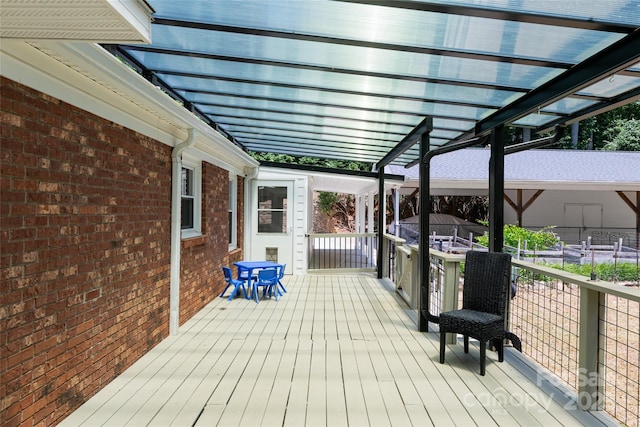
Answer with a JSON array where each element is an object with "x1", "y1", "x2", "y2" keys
[{"x1": 0, "y1": 0, "x2": 153, "y2": 43}]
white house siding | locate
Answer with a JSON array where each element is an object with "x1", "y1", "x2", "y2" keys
[
  {"x1": 504, "y1": 189, "x2": 637, "y2": 245},
  {"x1": 293, "y1": 177, "x2": 309, "y2": 274},
  {"x1": 249, "y1": 169, "x2": 309, "y2": 274}
]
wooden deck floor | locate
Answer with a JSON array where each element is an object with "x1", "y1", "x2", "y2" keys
[{"x1": 60, "y1": 274, "x2": 615, "y2": 427}]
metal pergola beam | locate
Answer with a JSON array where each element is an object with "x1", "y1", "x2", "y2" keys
[
  {"x1": 230, "y1": 127, "x2": 401, "y2": 145},
  {"x1": 334, "y1": 0, "x2": 638, "y2": 33},
  {"x1": 238, "y1": 137, "x2": 394, "y2": 156},
  {"x1": 243, "y1": 145, "x2": 384, "y2": 163},
  {"x1": 376, "y1": 117, "x2": 433, "y2": 170},
  {"x1": 258, "y1": 161, "x2": 403, "y2": 181},
  {"x1": 205, "y1": 107, "x2": 418, "y2": 129},
  {"x1": 192, "y1": 92, "x2": 491, "y2": 119},
  {"x1": 174, "y1": 86, "x2": 506, "y2": 112},
  {"x1": 214, "y1": 116, "x2": 411, "y2": 137},
  {"x1": 153, "y1": 18, "x2": 577, "y2": 70},
  {"x1": 123, "y1": 45, "x2": 534, "y2": 93},
  {"x1": 476, "y1": 29, "x2": 640, "y2": 137},
  {"x1": 537, "y1": 86, "x2": 640, "y2": 133}
]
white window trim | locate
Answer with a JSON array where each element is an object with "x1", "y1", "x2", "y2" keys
[
  {"x1": 228, "y1": 173, "x2": 237, "y2": 251},
  {"x1": 181, "y1": 157, "x2": 202, "y2": 239}
]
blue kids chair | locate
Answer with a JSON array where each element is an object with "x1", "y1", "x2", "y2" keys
[{"x1": 220, "y1": 266, "x2": 248, "y2": 301}]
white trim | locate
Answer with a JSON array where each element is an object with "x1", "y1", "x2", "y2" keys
[
  {"x1": 105, "y1": 0, "x2": 154, "y2": 43},
  {"x1": 0, "y1": 40, "x2": 259, "y2": 173},
  {"x1": 190, "y1": 146, "x2": 244, "y2": 178},
  {"x1": 181, "y1": 156, "x2": 202, "y2": 239},
  {"x1": 170, "y1": 129, "x2": 197, "y2": 336},
  {"x1": 228, "y1": 173, "x2": 238, "y2": 251}
]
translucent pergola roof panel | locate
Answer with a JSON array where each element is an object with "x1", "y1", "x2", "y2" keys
[
  {"x1": 418, "y1": 0, "x2": 640, "y2": 27},
  {"x1": 112, "y1": 0, "x2": 640, "y2": 166}
]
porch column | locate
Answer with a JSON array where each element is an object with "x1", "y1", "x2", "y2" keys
[
  {"x1": 418, "y1": 119, "x2": 434, "y2": 332},
  {"x1": 377, "y1": 170, "x2": 385, "y2": 278},
  {"x1": 393, "y1": 188, "x2": 400, "y2": 237},
  {"x1": 354, "y1": 195, "x2": 363, "y2": 233},
  {"x1": 368, "y1": 191, "x2": 375, "y2": 233},
  {"x1": 488, "y1": 126, "x2": 505, "y2": 253}
]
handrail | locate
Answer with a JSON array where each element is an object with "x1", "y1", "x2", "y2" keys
[
  {"x1": 307, "y1": 232, "x2": 377, "y2": 271},
  {"x1": 381, "y1": 235, "x2": 640, "y2": 425},
  {"x1": 382, "y1": 232, "x2": 406, "y2": 244},
  {"x1": 512, "y1": 258, "x2": 640, "y2": 301},
  {"x1": 308, "y1": 232, "x2": 377, "y2": 238}
]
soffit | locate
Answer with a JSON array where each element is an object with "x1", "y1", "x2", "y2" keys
[{"x1": 0, "y1": 0, "x2": 153, "y2": 43}]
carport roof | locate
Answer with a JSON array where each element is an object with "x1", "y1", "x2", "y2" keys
[
  {"x1": 386, "y1": 148, "x2": 640, "y2": 191},
  {"x1": 109, "y1": 1, "x2": 640, "y2": 167}
]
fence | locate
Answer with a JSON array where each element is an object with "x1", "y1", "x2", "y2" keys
[
  {"x1": 426, "y1": 234, "x2": 640, "y2": 285},
  {"x1": 307, "y1": 233, "x2": 377, "y2": 271},
  {"x1": 382, "y1": 234, "x2": 640, "y2": 426}
]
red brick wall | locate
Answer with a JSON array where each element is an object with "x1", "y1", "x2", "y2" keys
[
  {"x1": 180, "y1": 164, "x2": 245, "y2": 322},
  {"x1": 0, "y1": 77, "x2": 244, "y2": 426}
]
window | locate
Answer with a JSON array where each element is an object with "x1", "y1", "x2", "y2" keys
[
  {"x1": 257, "y1": 186, "x2": 287, "y2": 233},
  {"x1": 181, "y1": 159, "x2": 201, "y2": 238},
  {"x1": 228, "y1": 174, "x2": 237, "y2": 250}
]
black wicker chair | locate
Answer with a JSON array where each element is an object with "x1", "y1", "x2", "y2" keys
[{"x1": 439, "y1": 250, "x2": 512, "y2": 375}]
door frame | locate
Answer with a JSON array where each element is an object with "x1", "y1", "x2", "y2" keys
[{"x1": 250, "y1": 179, "x2": 295, "y2": 267}]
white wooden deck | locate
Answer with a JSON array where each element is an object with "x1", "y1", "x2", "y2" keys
[{"x1": 60, "y1": 274, "x2": 615, "y2": 427}]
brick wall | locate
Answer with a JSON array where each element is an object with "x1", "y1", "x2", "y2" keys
[
  {"x1": 179, "y1": 165, "x2": 245, "y2": 322},
  {"x1": 0, "y1": 77, "x2": 244, "y2": 426}
]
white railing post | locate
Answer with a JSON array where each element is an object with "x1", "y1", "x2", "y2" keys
[
  {"x1": 442, "y1": 257, "x2": 460, "y2": 344},
  {"x1": 578, "y1": 287, "x2": 604, "y2": 411},
  {"x1": 382, "y1": 235, "x2": 390, "y2": 278},
  {"x1": 410, "y1": 246, "x2": 420, "y2": 309}
]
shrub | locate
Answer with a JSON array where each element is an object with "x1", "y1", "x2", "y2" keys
[
  {"x1": 548, "y1": 262, "x2": 639, "y2": 282},
  {"x1": 476, "y1": 223, "x2": 559, "y2": 250}
]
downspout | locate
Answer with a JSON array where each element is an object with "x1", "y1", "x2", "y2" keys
[
  {"x1": 419, "y1": 135, "x2": 483, "y2": 331},
  {"x1": 170, "y1": 128, "x2": 197, "y2": 335},
  {"x1": 243, "y1": 165, "x2": 259, "y2": 260}
]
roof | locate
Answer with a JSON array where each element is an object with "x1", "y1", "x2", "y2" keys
[
  {"x1": 258, "y1": 164, "x2": 404, "y2": 195},
  {"x1": 105, "y1": 0, "x2": 640, "y2": 166},
  {"x1": 385, "y1": 149, "x2": 640, "y2": 191},
  {"x1": 2, "y1": 0, "x2": 640, "y2": 169}
]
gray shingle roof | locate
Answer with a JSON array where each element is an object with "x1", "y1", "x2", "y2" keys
[{"x1": 387, "y1": 149, "x2": 640, "y2": 186}]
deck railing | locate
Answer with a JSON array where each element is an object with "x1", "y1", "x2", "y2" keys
[
  {"x1": 381, "y1": 234, "x2": 640, "y2": 426},
  {"x1": 307, "y1": 233, "x2": 377, "y2": 271}
]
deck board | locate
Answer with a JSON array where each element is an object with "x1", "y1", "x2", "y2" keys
[{"x1": 60, "y1": 273, "x2": 613, "y2": 427}]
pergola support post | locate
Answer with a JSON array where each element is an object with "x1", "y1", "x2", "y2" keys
[
  {"x1": 377, "y1": 168, "x2": 385, "y2": 279},
  {"x1": 418, "y1": 126, "x2": 432, "y2": 332},
  {"x1": 488, "y1": 126, "x2": 505, "y2": 253},
  {"x1": 417, "y1": 129, "x2": 485, "y2": 332}
]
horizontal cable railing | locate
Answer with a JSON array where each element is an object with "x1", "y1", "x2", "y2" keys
[
  {"x1": 381, "y1": 235, "x2": 640, "y2": 426},
  {"x1": 307, "y1": 233, "x2": 377, "y2": 271}
]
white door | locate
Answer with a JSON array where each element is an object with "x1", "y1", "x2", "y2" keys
[
  {"x1": 251, "y1": 180, "x2": 294, "y2": 267},
  {"x1": 564, "y1": 203, "x2": 603, "y2": 242}
]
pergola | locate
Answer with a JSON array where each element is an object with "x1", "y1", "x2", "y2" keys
[
  {"x1": 102, "y1": 1, "x2": 640, "y2": 331},
  {"x1": 6, "y1": 0, "x2": 638, "y2": 329},
  {"x1": 99, "y1": 1, "x2": 640, "y2": 164}
]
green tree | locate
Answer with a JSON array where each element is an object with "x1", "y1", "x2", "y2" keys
[
  {"x1": 603, "y1": 119, "x2": 640, "y2": 151},
  {"x1": 249, "y1": 151, "x2": 372, "y2": 171},
  {"x1": 555, "y1": 101, "x2": 640, "y2": 150},
  {"x1": 317, "y1": 192, "x2": 339, "y2": 214}
]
